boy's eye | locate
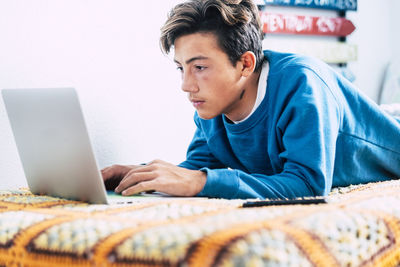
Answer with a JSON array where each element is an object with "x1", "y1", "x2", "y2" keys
[
  {"x1": 195, "y1": 65, "x2": 206, "y2": 71},
  {"x1": 176, "y1": 66, "x2": 183, "y2": 72}
]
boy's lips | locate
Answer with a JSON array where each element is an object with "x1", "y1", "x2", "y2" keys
[{"x1": 190, "y1": 98, "x2": 205, "y2": 108}]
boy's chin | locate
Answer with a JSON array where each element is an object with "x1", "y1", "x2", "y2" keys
[{"x1": 197, "y1": 111, "x2": 219, "y2": 120}]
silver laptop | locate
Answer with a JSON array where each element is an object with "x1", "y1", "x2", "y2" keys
[{"x1": 2, "y1": 88, "x2": 149, "y2": 204}]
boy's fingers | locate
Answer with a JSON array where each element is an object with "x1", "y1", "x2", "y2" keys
[
  {"x1": 101, "y1": 164, "x2": 131, "y2": 180},
  {"x1": 100, "y1": 167, "x2": 112, "y2": 180},
  {"x1": 129, "y1": 163, "x2": 155, "y2": 173},
  {"x1": 122, "y1": 181, "x2": 156, "y2": 196},
  {"x1": 115, "y1": 172, "x2": 156, "y2": 193},
  {"x1": 101, "y1": 166, "x2": 121, "y2": 180}
]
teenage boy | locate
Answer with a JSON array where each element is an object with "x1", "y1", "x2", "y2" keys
[{"x1": 102, "y1": 0, "x2": 400, "y2": 199}]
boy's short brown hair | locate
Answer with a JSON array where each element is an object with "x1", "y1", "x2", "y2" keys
[{"x1": 160, "y1": 0, "x2": 264, "y2": 72}]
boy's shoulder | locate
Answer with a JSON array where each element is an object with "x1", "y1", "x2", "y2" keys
[
  {"x1": 264, "y1": 50, "x2": 343, "y2": 95},
  {"x1": 264, "y1": 50, "x2": 329, "y2": 78}
]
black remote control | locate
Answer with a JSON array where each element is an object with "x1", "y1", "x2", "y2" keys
[{"x1": 242, "y1": 197, "x2": 327, "y2": 207}]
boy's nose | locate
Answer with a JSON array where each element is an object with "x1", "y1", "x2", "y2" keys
[{"x1": 181, "y1": 73, "x2": 199, "y2": 93}]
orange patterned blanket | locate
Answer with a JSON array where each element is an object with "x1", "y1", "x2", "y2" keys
[{"x1": 1, "y1": 180, "x2": 400, "y2": 266}]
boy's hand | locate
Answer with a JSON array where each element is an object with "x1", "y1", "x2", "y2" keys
[
  {"x1": 101, "y1": 160, "x2": 207, "y2": 196},
  {"x1": 101, "y1": 164, "x2": 139, "y2": 191}
]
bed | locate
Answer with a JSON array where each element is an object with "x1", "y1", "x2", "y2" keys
[{"x1": 1, "y1": 179, "x2": 400, "y2": 266}]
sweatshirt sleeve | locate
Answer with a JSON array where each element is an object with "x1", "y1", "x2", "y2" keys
[{"x1": 197, "y1": 67, "x2": 341, "y2": 199}]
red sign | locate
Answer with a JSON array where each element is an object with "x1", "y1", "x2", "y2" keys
[{"x1": 260, "y1": 12, "x2": 356, "y2": 36}]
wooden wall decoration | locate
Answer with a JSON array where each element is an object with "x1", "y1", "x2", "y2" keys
[
  {"x1": 258, "y1": 0, "x2": 358, "y2": 80},
  {"x1": 258, "y1": 0, "x2": 357, "y2": 11},
  {"x1": 262, "y1": 39, "x2": 357, "y2": 63}
]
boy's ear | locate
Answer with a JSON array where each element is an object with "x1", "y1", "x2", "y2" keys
[{"x1": 240, "y1": 51, "x2": 256, "y2": 77}]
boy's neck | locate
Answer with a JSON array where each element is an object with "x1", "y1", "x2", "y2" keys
[{"x1": 225, "y1": 70, "x2": 262, "y2": 122}]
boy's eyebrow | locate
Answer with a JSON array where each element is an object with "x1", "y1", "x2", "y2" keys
[{"x1": 174, "y1": 56, "x2": 209, "y2": 65}]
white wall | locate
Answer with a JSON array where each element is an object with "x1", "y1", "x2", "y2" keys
[
  {"x1": 392, "y1": 0, "x2": 400, "y2": 60},
  {"x1": 0, "y1": 0, "x2": 193, "y2": 189},
  {"x1": 347, "y1": 0, "x2": 400, "y2": 101},
  {"x1": 0, "y1": 0, "x2": 399, "y2": 189}
]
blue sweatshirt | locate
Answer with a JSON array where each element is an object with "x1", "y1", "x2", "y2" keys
[{"x1": 179, "y1": 50, "x2": 400, "y2": 199}]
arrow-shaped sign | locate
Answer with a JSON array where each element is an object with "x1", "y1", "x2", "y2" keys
[
  {"x1": 260, "y1": 12, "x2": 356, "y2": 36},
  {"x1": 259, "y1": 0, "x2": 357, "y2": 11},
  {"x1": 263, "y1": 39, "x2": 357, "y2": 63}
]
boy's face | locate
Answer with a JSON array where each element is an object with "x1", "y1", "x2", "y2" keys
[{"x1": 174, "y1": 32, "x2": 248, "y2": 120}]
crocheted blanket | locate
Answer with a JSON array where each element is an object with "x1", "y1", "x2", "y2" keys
[{"x1": 1, "y1": 180, "x2": 400, "y2": 266}]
